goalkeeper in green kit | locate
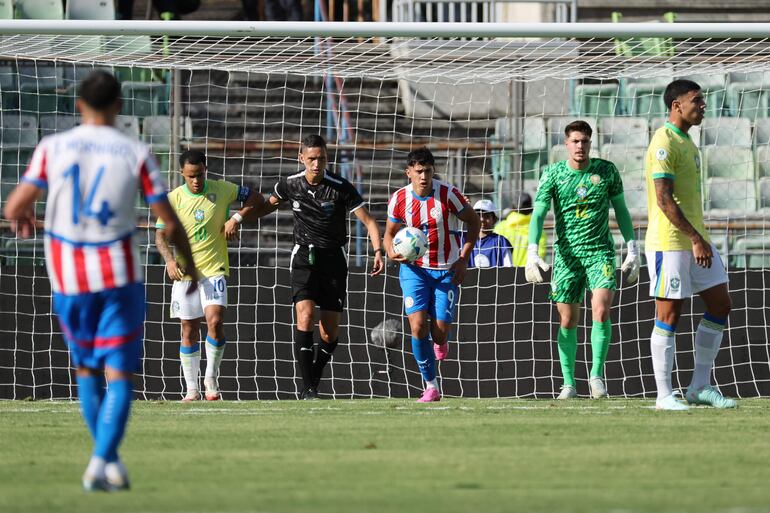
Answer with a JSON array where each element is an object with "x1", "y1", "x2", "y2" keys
[{"x1": 526, "y1": 120, "x2": 640, "y2": 399}]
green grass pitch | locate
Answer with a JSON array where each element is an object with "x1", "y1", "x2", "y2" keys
[{"x1": 1, "y1": 398, "x2": 769, "y2": 513}]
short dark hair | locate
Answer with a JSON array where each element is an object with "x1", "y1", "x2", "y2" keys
[
  {"x1": 663, "y1": 79, "x2": 701, "y2": 110},
  {"x1": 179, "y1": 149, "x2": 206, "y2": 168},
  {"x1": 78, "y1": 70, "x2": 121, "y2": 110},
  {"x1": 406, "y1": 147, "x2": 435, "y2": 168},
  {"x1": 300, "y1": 134, "x2": 327, "y2": 151},
  {"x1": 564, "y1": 120, "x2": 592, "y2": 139},
  {"x1": 512, "y1": 191, "x2": 533, "y2": 214}
]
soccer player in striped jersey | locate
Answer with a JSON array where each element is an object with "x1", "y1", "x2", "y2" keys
[
  {"x1": 384, "y1": 147, "x2": 481, "y2": 402},
  {"x1": 155, "y1": 150, "x2": 261, "y2": 402},
  {"x1": 526, "y1": 120, "x2": 640, "y2": 400},
  {"x1": 644, "y1": 80, "x2": 736, "y2": 410},
  {"x1": 3, "y1": 70, "x2": 198, "y2": 491}
]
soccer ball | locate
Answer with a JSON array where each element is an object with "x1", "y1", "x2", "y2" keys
[{"x1": 392, "y1": 227, "x2": 428, "y2": 262}]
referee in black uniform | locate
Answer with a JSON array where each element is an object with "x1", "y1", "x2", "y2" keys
[{"x1": 257, "y1": 135, "x2": 384, "y2": 399}]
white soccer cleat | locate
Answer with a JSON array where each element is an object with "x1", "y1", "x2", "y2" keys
[
  {"x1": 589, "y1": 376, "x2": 608, "y2": 399},
  {"x1": 105, "y1": 460, "x2": 130, "y2": 491},
  {"x1": 82, "y1": 471, "x2": 112, "y2": 492},
  {"x1": 656, "y1": 394, "x2": 690, "y2": 411},
  {"x1": 557, "y1": 385, "x2": 577, "y2": 400},
  {"x1": 204, "y1": 378, "x2": 221, "y2": 401},
  {"x1": 181, "y1": 390, "x2": 201, "y2": 402}
]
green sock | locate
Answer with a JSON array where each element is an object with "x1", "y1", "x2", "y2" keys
[
  {"x1": 590, "y1": 320, "x2": 613, "y2": 378},
  {"x1": 557, "y1": 327, "x2": 578, "y2": 387}
]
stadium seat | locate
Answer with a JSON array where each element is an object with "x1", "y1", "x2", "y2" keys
[
  {"x1": 16, "y1": 65, "x2": 64, "y2": 114},
  {"x1": 492, "y1": 117, "x2": 546, "y2": 180},
  {"x1": 651, "y1": 117, "x2": 701, "y2": 146},
  {"x1": 756, "y1": 146, "x2": 770, "y2": 178},
  {"x1": 573, "y1": 82, "x2": 619, "y2": 117},
  {"x1": 705, "y1": 177, "x2": 756, "y2": 212},
  {"x1": 732, "y1": 236, "x2": 770, "y2": 268},
  {"x1": 621, "y1": 66, "x2": 673, "y2": 119},
  {"x1": 727, "y1": 82, "x2": 769, "y2": 120},
  {"x1": 754, "y1": 118, "x2": 770, "y2": 146},
  {"x1": 547, "y1": 116, "x2": 598, "y2": 149},
  {"x1": 758, "y1": 177, "x2": 770, "y2": 208},
  {"x1": 39, "y1": 114, "x2": 79, "y2": 137},
  {"x1": 65, "y1": 0, "x2": 115, "y2": 19},
  {"x1": 600, "y1": 144, "x2": 645, "y2": 180},
  {"x1": 0, "y1": 65, "x2": 17, "y2": 111},
  {"x1": 121, "y1": 81, "x2": 167, "y2": 117},
  {"x1": 2, "y1": 114, "x2": 38, "y2": 148},
  {"x1": 15, "y1": 0, "x2": 64, "y2": 19},
  {"x1": 700, "y1": 117, "x2": 752, "y2": 147},
  {"x1": 115, "y1": 115, "x2": 140, "y2": 138},
  {"x1": 142, "y1": 116, "x2": 191, "y2": 149},
  {"x1": 599, "y1": 117, "x2": 649, "y2": 147},
  {"x1": 1, "y1": 149, "x2": 34, "y2": 206},
  {"x1": 1, "y1": 238, "x2": 46, "y2": 266},
  {"x1": 0, "y1": 0, "x2": 12, "y2": 19},
  {"x1": 704, "y1": 146, "x2": 754, "y2": 179}
]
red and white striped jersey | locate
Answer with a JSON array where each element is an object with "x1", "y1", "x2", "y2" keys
[
  {"x1": 22, "y1": 125, "x2": 167, "y2": 295},
  {"x1": 387, "y1": 179, "x2": 469, "y2": 270}
]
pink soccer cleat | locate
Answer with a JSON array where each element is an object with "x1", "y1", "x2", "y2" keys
[
  {"x1": 417, "y1": 387, "x2": 441, "y2": 403},
  {"x1": 433, "y1": 342, "x2": 449, "y2": 361}
]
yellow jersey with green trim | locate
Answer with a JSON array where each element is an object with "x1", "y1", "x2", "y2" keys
[
  {"x1": 645, "y1": 122, "x2": 709, "y2": 251},
  {"x1": 156, "y1": 180, "x2": 239, "y2": 279}
]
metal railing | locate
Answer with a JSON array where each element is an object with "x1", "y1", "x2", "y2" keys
[{"x1": 392, "y1": 0, "x2": 577, "y2": 24}]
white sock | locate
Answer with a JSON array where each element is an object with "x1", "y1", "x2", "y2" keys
[
  {"x1": 426, "y1": 379, "x2": 439, "y2": 390},
  {"x1": 651, "y1": 323, "x2": 676, "y2": 400},
  {"x1": 204, "y1": 337, "x2": 226, "y2": 382},
  {"x1": 85, "y1": 456, "x2": 107, "y2": 478},
  {"x1": 180, "y1": 344, "x2": 201, "y2": 393},
  {"x1": 689, "y1": 315, "x2": 726, "y2": 391}
]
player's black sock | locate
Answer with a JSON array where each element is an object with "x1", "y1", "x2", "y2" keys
[
  {"x1": 294, "y1": 330, "x2": 315, "y2": 391},
  {"x1": 313, "y1": 339, "x2": 338, "y2": 387}
]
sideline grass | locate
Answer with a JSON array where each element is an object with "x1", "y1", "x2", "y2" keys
[{"x1": 1, "y1": 398, "x2": 769, "y2": 513}]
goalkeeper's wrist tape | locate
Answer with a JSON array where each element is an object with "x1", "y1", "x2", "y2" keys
[{"x1": 231, "y1": 212, "x2": 243, "y2": 224}]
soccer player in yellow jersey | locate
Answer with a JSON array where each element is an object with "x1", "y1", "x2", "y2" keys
[
  {"x1": 645, "y1": 80, "x2": 736, "y2": 410},
  {"x1": 155, "y1": 150, "x2": 262, "y2": 401}
]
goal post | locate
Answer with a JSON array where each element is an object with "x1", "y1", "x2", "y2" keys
[{"x1": 1, "y1": 21, "x2": 769, "y2": 400}]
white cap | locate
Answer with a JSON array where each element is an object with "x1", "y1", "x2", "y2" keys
[{"x1": 473, "y1": 199, "x2": 497, "y2": 215}]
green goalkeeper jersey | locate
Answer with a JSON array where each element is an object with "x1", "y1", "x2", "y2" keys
[{"x1": 534, "y1": 158, "x2": 624, "y2": 257}]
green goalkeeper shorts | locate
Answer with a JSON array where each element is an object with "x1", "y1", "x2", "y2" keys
[{"x1": 549, "y1": 246, "x2": 616, "y2": 304}]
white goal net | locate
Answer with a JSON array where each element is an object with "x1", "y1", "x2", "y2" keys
[{"x1": 1, "y1": 22, "x2": 769, "y2": 400}]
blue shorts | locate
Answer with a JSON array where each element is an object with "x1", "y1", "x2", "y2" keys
[
  {"x1": 53, "y1": 283, "x2": 145, "y2": 373},
  {"x1": 399, "y1": 264, "x2": 458, "y2": 323}
]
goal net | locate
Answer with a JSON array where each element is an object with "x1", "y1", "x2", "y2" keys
[{"x1": 1, "y1": 22, "x2": 769, "y2": 400}]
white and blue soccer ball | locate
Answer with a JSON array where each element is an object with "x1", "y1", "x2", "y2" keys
[{"x1": 392, "y1": 227, "x2": 429, "y2": 262}]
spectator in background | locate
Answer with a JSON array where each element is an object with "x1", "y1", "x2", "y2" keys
[
  {"x1": 463, "y1": 199, "x2": 513, "y2": 268},
  {"x1": 494, "y1": 191, "x2": 547, "y2": 267}
]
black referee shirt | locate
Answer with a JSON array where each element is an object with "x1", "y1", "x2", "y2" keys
[{"x1": 272, "y1": 170, "x2": 365, "y2": 248}]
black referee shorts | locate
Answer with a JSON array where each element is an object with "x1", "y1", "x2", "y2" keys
[{"x1": 290, "y1": 245, "x2": 348, "y2": 312}]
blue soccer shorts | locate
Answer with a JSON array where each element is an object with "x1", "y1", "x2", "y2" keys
[
  {"x1": 53, "y1": 282, "x2": 145, "y2": 373},
  {"x1": 399, "y1": 263, "x2": 458, "y2": 323}
]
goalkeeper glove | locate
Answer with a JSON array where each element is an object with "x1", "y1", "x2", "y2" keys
[
  {"x1": 525, "y1": 243, "x2": 550, "y2": 283},
  {"x1": 621, "y1": 239, "x2": 641, "y2": 284}
]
